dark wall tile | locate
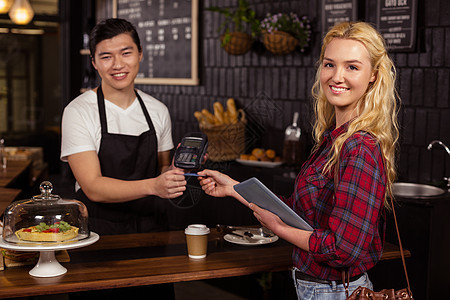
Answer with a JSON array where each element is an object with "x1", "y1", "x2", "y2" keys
[
  {"x1": 240, "y1": 68, "x2": 248, "y2": 98},
  {"x1": 248, "y1": 67, "x2": 256, "y2": 99},
  {"x1": 431, "y1": 28, "x2": 445, "y2": 66},
  {"x1": 419, "y1": 28, "x2": 432, "y2": 67},
  {"x1": 280, "y1": 68, "x2": 289, "y2": 99},
  {"x1": 440, "y1": 0, "x2": 450, "y2": 26},
  {"x1": 288, "y1": 68, "x2": 297, "y2": 100},
  {"x1": 212, "y1": 68, "x2": 219, "y2": 97},
  {"x1": 440, "y1": 109, "x2": 450, "y2": 142},
  {"x1": 233, "y1": 68, "x2": 241, "y2": 98},
  {"x1": 426, "y1": 0, "x2": 441, "y2": 27},
  {"x1": 208, "y1": 39, "x2": 216, "y2": 66},
  {"x1": 219, "y1": 67, "x2": 226, "y2": 96},
  {"x1": 407, "y1": 53, "x2": 419, "y2": 67},
  {"x1": 398, "y1": 68, "x2": 412, "y2": 106},
  {"x1": 400, "y1": 108, "x2": 415, "y2": 145},
  {"x1": 414, "y1": 109, "x2": 427, "y2": 145},
  {"x1": 426, "y1": 111, "x2": 441, "y2": 145},
  {"x1": 271, "y1": 68, "x2": 280, "y2": 100},
  {"x1": 226, "y1": 68, "x2": 234, "y2": 96},
  {"x1": 437, "y1": 69, "x2": 449, "y2": 108},
  {"x1": 446, "y1": 28, "x2": 450, "y2": 66},
  {"x1": 419, "y1": 146, "x2": 433, "y2": 183},
  {"x1": 295, "y1": 67, "x2": 306, "y2": 99},
  {"x1": 394, "y1": 53, "x2": 408, "y2": 67},
  {"x1": 407, "y1": 146, "x2": 420, "y2": 182},
  {"x1": 411, "y1": 69, "x2": 424, "y2": 106},
  {"x1": 256, "y1": 67, "x2": 265, "y2": 96},
  {"x1": 423, "y1": 69, "x2": 437, "y2": 107}
]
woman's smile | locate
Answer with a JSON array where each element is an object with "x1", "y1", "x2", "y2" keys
[{"x1": 329, "y1": 85, "x2": 350, "y2": 94}]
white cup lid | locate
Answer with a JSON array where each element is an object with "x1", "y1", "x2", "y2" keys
[{"x1": 185, "y1": 224, "x2": 210, "y2": 235}]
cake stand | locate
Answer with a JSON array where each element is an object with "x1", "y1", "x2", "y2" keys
[{"x1": 0, "y1": 232, "x2": 99, "y2": 277}]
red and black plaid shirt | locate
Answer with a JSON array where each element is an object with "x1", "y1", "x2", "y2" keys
[{"x1": 281, "y1": 122, "x2": 386, "y2": 280}]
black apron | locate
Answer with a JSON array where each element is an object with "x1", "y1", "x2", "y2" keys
[{"x1": 76, "y1": 86, "x2": 168, "y2": 235}]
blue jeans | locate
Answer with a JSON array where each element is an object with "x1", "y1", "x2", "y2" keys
[{"x1": 291, "y1": 267, "x2": 373, "y2": 300}]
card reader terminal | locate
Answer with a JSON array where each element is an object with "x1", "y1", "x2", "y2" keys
[{"x1": 174, "y1": 132, "x2": 208, "y2": 170}]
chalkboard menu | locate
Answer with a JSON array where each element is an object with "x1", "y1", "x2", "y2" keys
[
  {"x1": 322, "y1": 0, "x2": 358, "y2": 38},
  {"x1": 376, "y1": 0, "x2": 417, "y2": 51},
  {"x1": 113, "y1": 0, "x2": 199, "y2": 85}
]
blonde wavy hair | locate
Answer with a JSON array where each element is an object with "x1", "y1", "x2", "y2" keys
[{"x1": 311, "y1": 22, "x2": 400, "y2": 207}]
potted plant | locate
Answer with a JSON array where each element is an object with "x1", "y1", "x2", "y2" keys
[
  {"x1": 260, "y1": 12, "x2": 311, "y2": 55},
  {"x1": 207, "y1": 0, "x2": 260, "y2": 55}
]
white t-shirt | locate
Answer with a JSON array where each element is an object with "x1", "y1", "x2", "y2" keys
[{"x1": 61, "y1": 89, "x2": 174, "y2": 162}]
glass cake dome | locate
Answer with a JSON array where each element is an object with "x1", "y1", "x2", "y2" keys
[{"x1": 2, "y1": 181, "x2": 89, "y2": 245}]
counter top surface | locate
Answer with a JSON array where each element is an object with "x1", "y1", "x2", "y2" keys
[
  {"x1": 0, "y1": 229, "x2": 409, "y2": 299},
  {"x1": 0, "y1": 160, "x2": 32, "y2": 188}
]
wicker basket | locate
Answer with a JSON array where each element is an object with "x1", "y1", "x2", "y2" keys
[
  {"x1": 200, "y1": 109, "x2": 247, "y2": 162},
  {"x1": 221, "y1": 32, "x2": 254, "y2": 55},
  {"x1": 262, "y1": 31, "x2": 299, "y2": 55}
]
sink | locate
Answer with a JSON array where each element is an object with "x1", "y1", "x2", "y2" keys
[{"x1": 392, "y1": 182, "x2": 446, "y2": 198}]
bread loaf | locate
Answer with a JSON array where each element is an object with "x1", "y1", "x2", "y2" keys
[
  {"x1": 227, "y1": 98, "x2": 238, "y2": 124},
  {"x1": 201, "y1": 109, "x2": 217, "y2": 125},
  {"x1": 213, "y1": 102, "x2": 225, "y2": 124},
  {"x1": 194, "y1": 111, "x2": 206, "y2": 126}
]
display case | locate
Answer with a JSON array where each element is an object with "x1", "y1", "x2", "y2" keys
[{"x1": 2, "y1": 181, "x2": 89, "y2": 245}]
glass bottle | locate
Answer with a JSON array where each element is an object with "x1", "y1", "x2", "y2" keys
[{"x1": 283, "y1": 112, "x2": 302, "y2": 166}]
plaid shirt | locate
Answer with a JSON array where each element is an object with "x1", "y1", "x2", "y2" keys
[{"x1": 282, "y1": 122, "x2": 386, "y2": 280}]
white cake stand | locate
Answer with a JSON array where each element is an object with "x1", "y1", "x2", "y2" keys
[{"x1": 0, "y1": 232, "x2": 99, "y2": 277}]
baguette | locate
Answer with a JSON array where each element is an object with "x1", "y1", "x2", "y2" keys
[
  {"x1": 227, "y1": 98, "x2": 238, "y2": 124},
  {"x1": 201, "y1": 109, "x2": 217, "y2": 125},
  {"x1": 194, "y1": 111, "x2": 206, "y2": 126},
  {"x1": 223, "y1": 110, "x2": 230, "y2": 124},
  {"x1": 213, "y1": 102, "x2": 225, "y2": 124}
]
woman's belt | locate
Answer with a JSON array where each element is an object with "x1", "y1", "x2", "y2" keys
[{"x1": 294, "y1": 270, "x2": 363, "y2": 285}]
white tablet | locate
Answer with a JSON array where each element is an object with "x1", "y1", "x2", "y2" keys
[{"x1": 233, "y1": 177, "x2": 313, "y2": 231}]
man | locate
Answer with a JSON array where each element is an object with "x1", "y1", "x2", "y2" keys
[{"x1": 61, "y1": 18, "x2": 186, "y2": 235}]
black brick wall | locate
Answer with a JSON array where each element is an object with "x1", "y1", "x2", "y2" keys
[{"x1": 136, "y1": 0, "x2": 450, "y2": 185}]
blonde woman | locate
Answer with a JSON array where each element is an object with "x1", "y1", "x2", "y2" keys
[{"x1": 199, "y1": 21, "x2": 399, "y2": 299}]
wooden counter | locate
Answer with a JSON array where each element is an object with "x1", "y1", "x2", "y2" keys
[
  {"x1": 0, "y1": 229, "x2": 409, "y2": 299},
  {"x1": 0, "y1": 160, "x2": 32, "y2": 188}
]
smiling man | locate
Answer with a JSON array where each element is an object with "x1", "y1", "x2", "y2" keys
[{"x1": 61, "y1": 18, "x2": 186, "y2": 236}]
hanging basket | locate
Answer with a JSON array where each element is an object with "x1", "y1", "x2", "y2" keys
[
  {"x1": 262, "y1": 31, "x2": 299, "y2": 55},
  {"x1": 220, "y1": 32, "x2": 254, "y2": 55}
]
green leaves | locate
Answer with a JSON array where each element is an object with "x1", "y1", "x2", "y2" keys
[
  {"x1": 207, "y1": 0, "x2": 260, "y2": 38},
  {"x1": 35, "y1": 221, "x2": 71, "y2": 232}
]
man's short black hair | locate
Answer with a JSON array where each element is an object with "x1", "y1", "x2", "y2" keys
[{"x1": 89, "y1": 18, "x2": 142, "y2": 58}]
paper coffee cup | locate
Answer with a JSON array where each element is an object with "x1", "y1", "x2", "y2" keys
[{"x1": 185, "y1": 224, "x2": 210, "y2": 259}]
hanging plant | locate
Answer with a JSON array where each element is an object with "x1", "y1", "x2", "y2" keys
[
  {"x1": 207, "y1": 0, "x2": 260, "y2": 55},
  {"x1": 260, "y1": 12, "x2": 311, "y2": 55}
]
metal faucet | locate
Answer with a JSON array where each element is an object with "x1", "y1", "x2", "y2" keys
[{"x1": 427, "y1": 140, "x2": 450, "y2": 190}]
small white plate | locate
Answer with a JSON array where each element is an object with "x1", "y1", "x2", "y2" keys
[
  {"x1": 224, "y1": 233, "x2": 279, "y2": 246},
  {"x1": 236, "y1": 159, "x2": 283, "y2": 168}
]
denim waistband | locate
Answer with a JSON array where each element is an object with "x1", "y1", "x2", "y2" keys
[{"x1": 293, "y1": 269, "x2": 363, "y2": 285}]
